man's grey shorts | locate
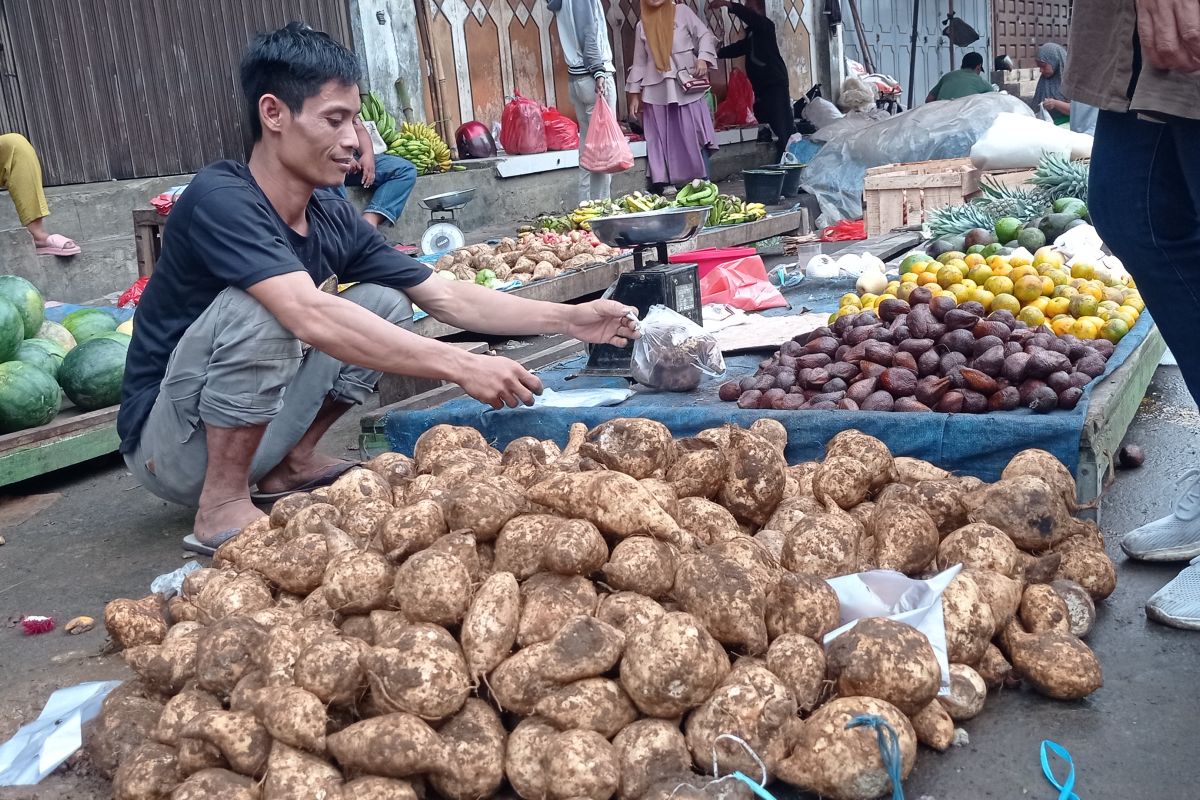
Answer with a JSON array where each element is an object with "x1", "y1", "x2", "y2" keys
[{"x1": 124, "y1": 283, "x2": 412, "y2": 506}]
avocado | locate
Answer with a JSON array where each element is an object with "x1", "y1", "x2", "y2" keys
[
  {"x1": 927, "y1": 238, "x2": 961, "y2": 258},
  {"x1": 1025, "y1": 216, "x2": 1045, "y2": 231},
  {"x1": 1018, "y1": 227, "x2": 1046, "y2": 251},
  {"x1": 964, "y1": 227, "x2": 997, "y2": 248},
  {"x1": 1040, "y1": 212, "x2": 1078, "y2": 242}
]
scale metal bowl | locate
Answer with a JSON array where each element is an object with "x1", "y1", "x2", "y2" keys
[
  {"x1": 588, "y1": 206, "x2": 710, "y2": 249},
  {"x1": 420, "y1": 188, "x2": 477, "y2": 212}
]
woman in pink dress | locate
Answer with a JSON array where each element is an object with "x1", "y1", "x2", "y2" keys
[{"x1": 626, "y1": 0, "x2": 719, "y2": 191}]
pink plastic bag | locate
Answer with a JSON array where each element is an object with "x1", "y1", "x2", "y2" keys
[
  {"x1": 542, "y1": 107, "x2": 580, "y2": 150},
  {"x1": 500, "y1": 93, "x2": 547, "y2": 154},
  {"x1": 580, "y1": 91, "x2": 633, "y2": 174},
  {"x1": 699, "y1": 256, "x2": 787, "y2": 312},
  {"x1": 715, "y1": 68, "x2": 757, "y2": 128}
]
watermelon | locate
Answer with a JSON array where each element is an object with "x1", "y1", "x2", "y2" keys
[
  {"x1": 0, "y1": 298, "x2": 22, "y2": 362},
  {"x1": 62, "y1": 308, "x2": 117, "y2": 344},
  {"x1": 0, "y1": 275, "x2": 44, "y2": 338},
  {"x1": 0, "y1": 361, "x2": 61, "y2": 431},
  {"x1": 59, "y1": 337, "x2": 127, "y2": 410},
  {"x1": 93, "y1": 331, "x2": 132, "y2": 347},
  {"x1": 37, "y1": 320, "x2": 77, "y2": 352},
  {"x1": 15, "y1": 338, "x2": 67, "y2": 380}
]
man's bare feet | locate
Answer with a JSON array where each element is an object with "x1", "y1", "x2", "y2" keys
[
  {"x1": 257, "y1": 451, "x2": 357, "y2": 496},
  {"x1": 194, "y1": 497, "x2": 265, "y2": 545}
]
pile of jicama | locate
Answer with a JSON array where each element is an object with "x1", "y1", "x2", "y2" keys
[
  {"x1": 432, "y1": 231, "x2": 619, "y2": 285},
  {"x1": 93, "y1": 420, "x2": 1114, "y2": 800}
]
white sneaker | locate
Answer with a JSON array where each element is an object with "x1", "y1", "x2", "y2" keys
[
  {"x1": 1120, "y1": 469, "x2": 1200, "y2": 561},
  {"x1": 1146, "y1": 556, "x2": 1200, "y2": 630}
]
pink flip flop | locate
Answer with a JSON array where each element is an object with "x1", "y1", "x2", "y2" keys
[{"x1": 35, "y1": 233, "x2": 81, "y2": 257}]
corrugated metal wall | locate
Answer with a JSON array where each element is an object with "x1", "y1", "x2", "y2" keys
[{"x1": 0, "y1": 0, "x2": 353, "y2": 186}]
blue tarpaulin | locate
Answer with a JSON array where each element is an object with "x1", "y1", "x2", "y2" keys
[{"x1": 382, "y1": 291, "x2": 1154, "y2": 481}]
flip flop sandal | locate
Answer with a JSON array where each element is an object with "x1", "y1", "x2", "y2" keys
[
  {"x1": 182, "y1": 527, "x2": 241, "y2": 557},
  {"x1": 249, "y1": 461, "x2": 362, "y2": 504},
  {"x1": 34, "y1": 233, "x2": 81, "y2": 257}
]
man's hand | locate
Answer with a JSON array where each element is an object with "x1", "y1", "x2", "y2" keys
[
  {"x1": 566, "y1": 299, "x2": 642, "y2": 346},
  {"x1": 1138, "y1": 0, "x2": 1200, "y2": 72},
  {"x1": 458, "y1": 354, "x2": 545, "y2": 409},
  {"x1": 693, "y1": 60, "x2": 710, "y2": 79},
  {"x1": 628, "y1": 93, "x2": 643, "y2": 117},
  {"x1": 596, "y1": 73, "x2": 610, "y2": 95},
  {"x1": 359, "y1": 152, "x2": 376, "y2": 188}
]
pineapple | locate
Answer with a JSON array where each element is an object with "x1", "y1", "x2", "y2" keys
[
  {"x1": 1029, "y1": 153, "x2": 1089, "y2": 201},
  {"x1": 978, "y1": 179, "x2": 1053, "y2": 219},
  {"x1": 927, "y1": 202, "x2": 1001, "y2": 238}
]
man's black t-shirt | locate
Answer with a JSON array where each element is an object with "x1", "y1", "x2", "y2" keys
[{"x1": 117, "y1": 160, "x2": 432, "y2": 454}]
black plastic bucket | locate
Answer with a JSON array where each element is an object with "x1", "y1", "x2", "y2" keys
[
  {"x1": 743, "y1": 169, "x2": 785, "y2": 205},
  {"x1": 779, "y1": 164, "x2": 806, "y2": 196}
]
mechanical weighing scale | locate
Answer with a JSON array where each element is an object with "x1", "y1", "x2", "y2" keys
[
  {"x1": 580, "y1": 205, "x2": 710, "y2": 378},
  {"x1": 419, "y1": 188, "x2": 477, "y2": 254}
]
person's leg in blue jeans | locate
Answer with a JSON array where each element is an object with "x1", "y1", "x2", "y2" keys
[
  {"x1": 344, "y1": 154, "x2": 418, "y2": 227},
  {"x1": 1090, "y1": 109, "x2": 1200, "y2": 627}
]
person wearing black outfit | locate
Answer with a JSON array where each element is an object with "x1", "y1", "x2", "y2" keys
[{"x1": 709, "y1": 0, "x2": 793, "y2": 159}]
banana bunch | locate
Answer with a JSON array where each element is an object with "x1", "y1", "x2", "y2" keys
[
  {"x1": 706, "y1": 194, "x2": 767, "y2": 226},
  {"x1": 360, "y1": 92, "x2": 403, "y2": 152},
  {"x1": 396, "y1": 122, "x2": 453, "y2": 173},
  {"x1": 393, "y1": 137, "x2": 440, "y2": 174},
  {"x1": 530, "y1": 215, "x2": 573, "y2": 233},
  {"x1": 569, "y1": 199, "x2": 619, "y2": 230},
  {"x1": 619, "y1": 191, "x2": 673, "y2": 213},
  {"x1": 675, "y1": 179, "x2": 719, "y2": 208}
]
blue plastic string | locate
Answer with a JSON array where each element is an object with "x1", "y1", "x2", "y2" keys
[
  {"x1": 1040, "y1": 740, "x2": 1080, "y2": 800},
  {"x1": 846, "y1": 714, "x2": 905, "y2": 800},
  {"x1": 667, "y1": 734, "x2": 780, "y2": 800}
]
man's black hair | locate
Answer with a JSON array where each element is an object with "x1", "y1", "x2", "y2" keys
[
  {"x1": 961, "y1": 52, "x2": 984, "y2": 71},
  {"x1": 240, "y1": 21, "x2": 362, "y2": 141}
]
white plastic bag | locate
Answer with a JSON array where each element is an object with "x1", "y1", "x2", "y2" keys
[
  {"x1": 631, "y1": 305, "x2": 725, "y2": 392},
  {"x1": 970, "y1": 111, "x2": 1093, "y2": 169},
  {"x1": 802, "y1": 96, "x2": 844, "y2": 130}
]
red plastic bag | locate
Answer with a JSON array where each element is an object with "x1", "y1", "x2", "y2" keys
[
  {"x1": 715, "y1": 68, "x2": 757, "y2": 128},
  {"x1": 542, "y1": 107, "x2": 579, "y2": 150},
  {"x1": 500, "y1": 93, "x2": 547, "y2": 154},
  {"x1": 820, "y1": 219, "x2": 866, "y2": 241},
  {"x1": 699, "y1": 255, "x2": 787, "y2": 312},
  {"x1": 119, "y1": 276, "x2": 149, "y2": 308},
  {"x1": 580, "y1": 91, "x2": 633, "y2": 174}
]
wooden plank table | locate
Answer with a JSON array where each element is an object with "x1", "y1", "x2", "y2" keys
[{"x1": 0, "y1": 405, "x2": 120, "y2": 488}]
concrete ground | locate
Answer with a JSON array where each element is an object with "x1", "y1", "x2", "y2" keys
[{"x1": 1, "y1": 368, "x2": 1198, "y2": 799}]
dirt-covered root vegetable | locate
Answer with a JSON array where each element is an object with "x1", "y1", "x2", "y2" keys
[
  {"x1": 941, "y1": 571, "x2": 996, "y2": 666},
  {"x1": 975, "y1": 643, "x2": 1013, "y2": 689},
  {"x1": 910, "y1": 699, "x2": 955, "y2": 751},
  {"x1": 429, "y1": 699, "x2": 507, "y2": 800},
  {"x1": 596, "y1": 592, "x2": 667, "y2": 636},
  {"x1": 326, "y1": 712, "x2": 454, "y2": 778},
  {"x1": 781, "y1": 510, "x2": 859, "y2": 578},
  {"x1": 706, "y1": 536, "x2": 780, "y2": 592},
  {"x1": 489, "y1": 642, "x2": 558, "y2": 714},
  {"x1": 1050, "y1": 579, "x2": 1097, "y2": 638},
  {"x1": 753, "y1": 528, "x2": 786, "y2": 561},
  {"x1": 414, "y1": 424, "x2": 489, "y2": 472},
  {"x1": 674, "y1": 553, "x2": 769, "y2": 654},
  {"x1": 175, "y1": 737, "x2": 226, "y2": 778},
  {"x1": 763, "y1": 494, "x2": 824, "y2": 535},
  {"x1": 1020, "y1": 550, "x2": 1063, "y2": 585},
  {"x1": 125, "y1": 622, "x2": 204, "y2": 695},
  {"x1": 426, "y1": 532, "x2": 483, "y2": 581},
  {"x1": 461, "y1": 572, "x2": 521, "y2": 681},
  {"x1": 962, "y1": 475, "x2": 1071, "y2": 551},
  {"x1": 542, "y1": 615, "x2": 626, "y2": 682},
  {"x1": 675, "y1": 497, "x2": 741, "y2": 545},
  {"x1": 322, "y1": 545, "x2": 394, "y2": 615},
  {"x1": 766, "y1": 633, "x2": 827, "y2": 713},
  {"x1": 719, "y1": 427, "x2": 787, "y2": 526},
  {"x1": 787, "y1": 462, "x2": 820, "y2": 497},
  {"x1": 85, "y1": 684, "x2": 165, "y2": 779},
  {"x1": 620, "y1": 612, "x2": 730, "y2": 718},
  {"x1": 748, "y1": 417, "x2": 788, "y2": 454},
  {"x1": 826, "y1": 430, "x2": 897, "y2": 492},
  {"x1": 281, "y1": 503, "x2": 342, "y2": 541},
  {"x1": 151, "y1": 688, "x2": 222, "y2": 748},
  {"x1": 812, "y1": 455, "x2": 873, "y2": 511},
  {"x1": 580, "y1": 418, "x2": 675, "y2": 479},
  {"x1": 213, "y1": 517, "x2": 276, "y2": 569},
  {"x1": 195, "y1": 617, "x2": 266, "y2": 698},
  {"x1": 241, "y1": 685, "x2": 327, "y2": 753},
  {"x1": 685, "y1": 661, "x2": 796, "y2": 778},
  {"x1": 444, "y1": 481, "x2": 524, "y2": 542},
  {"x1": 361, "y1": 624, "x2": 470, "y2": 720},
  {"x1": 494, "y1": 514, "x2": 562, "y2": 579},
  {"x1": 364, "y1": 451, "x2": 416, "y2": 486},
  {"x1": 666, "y1": 438, "x2": 726, "y2": 499},
  {"x1": 340, "y1": 497, "x2": 395, "y2": 544},
  {"x1": 392, "y1": 550, "x2": 472, "y2": 626},
  {"x1": 871, "y1": 499, "x2": 939, "y2": 576},
  {"x1": 774, "y1": 696, "x2": 916, "y2": 800},
  {"x1": 262, "y1": 742, "x2": 342, "y2": 798},
  {"x1": 613, "y1": 719, "x2": 693, "y2": 800},
  {"x1": 506, "y1": 717, "x2": 560, "y2": 800},
  {"x1": 104, "y1": 595, "x2": 168, "y2": 650},
  {"x1": 1052, "y1": 542, "x2": 1117, "y2": 601},
  {"x1": 1002, "y1": 448, "x2": 1078, "y2": 510},
  {"x1": 324, "y1": 467, "x2": 393, "y2": 513},
  {"x1": 540, "y1": 518, "x2": 608, "y2": 576},
  {"x1": 826, "y1": 617, "x2": 941, "y2": 716},
  {"x1": 894, "y1": 456, "x2": 951, "y2": 484},
  {"x1": 1005, "y1": 620, "x2": 1103, "y2": 700},
  {"x1": 379, "y1": 500, "x2": 448, "y2": 561},
  {"x1": 937, "y1": 522, "x2": 1022, "y2": 577},
  {"x1": 427, "y1": 448, "x2": 503, "y2": 483},
  {"x1": 639, "y1": 478, "x2": 681, "y2": 521},
  {"x1": 112, "y1": 741, "x2": 180, "y2": 800},
  {"x1": 182, "y1": 710, "x2": 271, "y2": 778},
  {"x1": 544, "y1": 729, "x2": 621, "y2": 800},
  {"x1": 240, "y1": 531, "x2": 329, "y2": 595},
  {"x1": 194, "y1": 570, "x2": 273, "y2": 623},
  {"x1": 1020, "y1": 584, "x2": 1071, "y2": 634},
  {"x1": 937, "y1": 663, "x2": 988, "y2": 721},
  {"x1": 967, "y1": 568, "x2": 1022, "y2": 627},
  {"x1": 906, "y1": 479, "x2": 969, "y2": 534},
  {"x1": 293, "y1": 636, "x2": 367, "y2": 706},
  {"x1": 337, "y1": 777, "x2": 421, "y2": 800},
  {"x1": 172, "y1": 768, "x2": 260, "y2": 800},
  {"x1": 534, "y1": 677, "x2": 639, "y2": 738},
  {"x1": 503, "y1": 436, "x2": 560, "y2": 467},
  {"x1": 252, "y1": 619, "x2": 331, "y2": 687},
  {"x1": 528, "y1": 471, "x2": 685, "y2": 545},
  {"x1": 518, "y1": 572, "x2": 600, "y2": 646}
]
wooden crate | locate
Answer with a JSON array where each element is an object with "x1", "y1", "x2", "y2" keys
[
  {"x1": 0, "y1": 405, "x2": 120, "y2": 487},
  {"x1": 864, "y1": 158, "x2": 982, "y2": 237},
  {"x1": 133, "y1": 209, "x2": 167, "y2": 278}
]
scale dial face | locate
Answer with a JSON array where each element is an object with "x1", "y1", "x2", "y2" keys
[{"x1": 421, "y1": 222, "x2": 466, "y2": 255}]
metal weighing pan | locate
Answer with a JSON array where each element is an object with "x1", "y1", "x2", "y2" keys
[
  {"x1": 420, "y1": 188, "x2": 477, "y2": 212},
  {"x1": 588, "y1": 206, "x2": 710, "y2": 248}
]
